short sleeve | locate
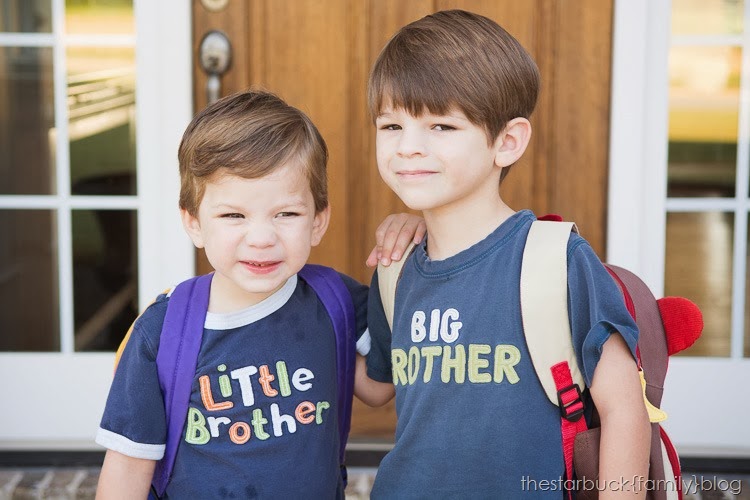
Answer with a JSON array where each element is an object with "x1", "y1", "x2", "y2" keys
[
  {"x1": 567, "y1": 237, "x2": 640, "y2": 386},
  {"x1": 95, "y1": 302, "x2": 169, "y2": 460},
  {"x1": 365, "y1": 271, "x2": 393, "y2": 383}
]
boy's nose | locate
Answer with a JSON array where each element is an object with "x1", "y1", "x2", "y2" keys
[
  {"x1": 244, "y1": 223, "x2": 277, "y2": 248},
  {"x1": 396, "y1": 129, "x2": 426, "y2": 158}
]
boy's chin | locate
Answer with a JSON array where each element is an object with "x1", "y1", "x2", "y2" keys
[
  {"x1": 399, "y1": 198, "x2": 438, "y2": 213},
  {"x1": 388, "y1": 187, "x2": 444, "y2": 212}
]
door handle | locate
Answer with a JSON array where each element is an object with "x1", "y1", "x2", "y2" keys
[{"x1": 199, "y1": 30, "x2": 232, "y2": 104}]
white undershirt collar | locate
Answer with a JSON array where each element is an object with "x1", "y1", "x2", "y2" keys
[{"x1": 204, "y1": 274, "x2": 298, "y2": 330}]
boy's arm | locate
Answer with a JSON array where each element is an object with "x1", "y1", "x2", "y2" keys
[
  {"x1": 354, "y1": 354, "x2": 395, "y2": 406},
  {"x1": 589, "y1": 333, "x2": 651, "y2": 498},
  {"x1": 366, "y1": 212, "x2": 425, "y2": 267},
  {"x1": 338, "y1": 273, "x2": 394, "y2": 406},
  {"x1": 96, "y1": 449, "x2": 155, "y2": 500},
  {"x1": 355, "y1": 269, "x2": 397, "y2": 407}
]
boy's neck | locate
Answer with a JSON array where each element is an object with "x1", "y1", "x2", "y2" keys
[
  {"x1": 207, "y1": 273, "x2": 289, "y2": 313},
  {"x1": 422, "y1": 196, "x2": 516, "y2": 261}
]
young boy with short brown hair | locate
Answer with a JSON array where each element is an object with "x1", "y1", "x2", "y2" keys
[
  {"x1": 95, "y1": 90, "x2": 422, "y2": 499},
  {"x1": 362, "y1": 10, "x2": 651, "y2": 498}
]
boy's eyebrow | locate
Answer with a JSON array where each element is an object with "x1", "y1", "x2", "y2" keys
[
  {"x1": 376, "y1": 109, "x2": 470, "y2": 122},
  {"x1": 277, "y1": 200, "x2": 308, "y2": 208},
  {"x1": 436, "y1": 110, "x2": 471, "y2": 122},
  {"x1": 211, "y1": 198, "x2": 309, "y2": 210},
  {"x1": 212, "y1": 203, "x2": 241, "y2": 210}
]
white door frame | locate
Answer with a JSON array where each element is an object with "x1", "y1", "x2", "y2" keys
[
  {"x1": 0, "y1": 0, "x2": 193, "y2": 450},
  {"x1": 608, "y1": 0, "x2": 750, "y2": 455},
  {"x1": 135, "y1": 0, "x2": 194, "y2": 304}
]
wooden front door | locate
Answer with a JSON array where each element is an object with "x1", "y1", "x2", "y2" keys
[{"x1": 191, "y1": 0, "x2": 614, "y2": 440}]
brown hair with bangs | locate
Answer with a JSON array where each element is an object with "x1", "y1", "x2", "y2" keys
[
  {"x1": 368, "y1": 9, "x2": 540, "y2": 182},
  {"x1": 178, "y1": 90, "x2": 328, "y2": 216}
]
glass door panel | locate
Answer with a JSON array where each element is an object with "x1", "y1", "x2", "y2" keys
[
  {"x1": 67, "y1": 46, "x2": 136, "y2": 195},
  {"x1": 666, "y1": 212, "x2": 734, "y2": 357},
  {"x1": 671, "y1": 0, "x2": 744, "y2": 35},
  {"x1": 65, "y1": 0, "x2": 133, "y2": 35},
  {"x1": 0, "y1": 45, "x2": 55, "y2": 195},
  {"x1": 0, "y1": 209, "x2": 59, "y2": 351},
  {"x1": 72, "y1": 208, "x2": 137, "y2": 351},
  {"x1": 667, "y1": 46, "x2": 741, "y2": 198},
  {"x1": 0, "y1": 1, "x2": 53, "y2": 33}
]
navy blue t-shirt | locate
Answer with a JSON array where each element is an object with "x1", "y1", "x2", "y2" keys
[
  {"x1": 96, "y1": 272, "x2": 367, "y2": 499},
  {"x1": 366, "y1": 210, "x2": 639, "y2": 499}
]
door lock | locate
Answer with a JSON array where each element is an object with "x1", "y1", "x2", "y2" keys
[{"x1": 199, "y1": 30, "x2": 232, "y2": 104}]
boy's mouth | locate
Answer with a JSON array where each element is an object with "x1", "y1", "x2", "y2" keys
[
  {"x1": 241, "y1": 260, "x2": 281, "y2": 274},
  {"x1": 396, "y1": 170, "x2": 436, "y2": 179}
]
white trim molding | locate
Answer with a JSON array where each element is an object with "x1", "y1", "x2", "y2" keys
[
  {"x1": 607, "y1": 0, "x2": 671, "y2": 296},
  {"x1": 134, "y1": 0, "x2": 195, "y2": 308}
]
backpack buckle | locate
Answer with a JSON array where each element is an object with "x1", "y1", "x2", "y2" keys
[{"x1": 557, "y1": 383, "x2": 584, "y2": 422}]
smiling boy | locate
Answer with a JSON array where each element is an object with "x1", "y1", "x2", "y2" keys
[
  {"x1": 95, "y1": 90, "x2": 422, "y2": 499},
  {"x1": 362, "y1": 10, "x2": 651, "y2": 498}
]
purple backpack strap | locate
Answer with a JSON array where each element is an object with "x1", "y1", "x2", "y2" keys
[
  {"x1": 297, "y1": 264, "x2": 356, "y2": 478},
  {"x1": 152, "y1": 273, "x2": 212, "y2": 498}
]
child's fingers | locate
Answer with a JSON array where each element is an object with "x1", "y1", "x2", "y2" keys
[
  {"x1": 412, "y1": 218, "x2": 427, "y2": 244},
  {"x1": 386, "y1": 214, "x2": 426, "y2": 263},
  {"x1": 379, "y1": 214, "x2": 412, "y2": 264},
  {"x1": 390, "y1": 214, "x2": 425, "y2": 248},
  {"x1": 374, "y1": 214, "x2": 397, "y2": 247},
  {"x1": 365, "y1": 246, "x2": 380, "y2": 268},
  {"x1": 373, "y1": 213, "x2": 424, "y2": 266}
]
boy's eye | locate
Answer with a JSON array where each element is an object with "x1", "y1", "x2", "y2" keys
[
  {"x1": 379, "y1": 124, "x2": 401, "y2": 131},
  {"x1": 276, "y1": 211, "x2": 300, "y2": 218},
  {"x1": 433, "y1": 124, "x2": 455, "y2": 131},
  {"x1": 221, "y1": 213, "x2": 244, "y2": 219}
]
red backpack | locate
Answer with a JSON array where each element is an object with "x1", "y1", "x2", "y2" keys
[
  {"x1": 521, "y1": 218, "x2": 703, "y2": 499},
  {"x1": 378, "y1": 217, "x2": 704, "y2": 500}
]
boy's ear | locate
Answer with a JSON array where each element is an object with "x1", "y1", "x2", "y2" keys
[
  {"x1": 494, "y1": 117, "x2": 532, "y2": 168},
  {"x1": 180, "y1": 209, "x2": 205, "y2": 249},
  {"x1": 311, "y1": 206, "x2": 331, "y2": 247}
]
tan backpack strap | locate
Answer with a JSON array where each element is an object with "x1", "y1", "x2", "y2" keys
[
  {"x1": 520, "y1": 220, "x2": 585, "y2": 405},
  {"x1": 377, "y1": 242, "x2": 416, "y2": 331}
]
